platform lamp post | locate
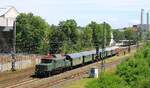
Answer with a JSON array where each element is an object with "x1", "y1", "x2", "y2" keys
[{"x1": 11, "y1": 20, "x2": 16, "y2": 71}]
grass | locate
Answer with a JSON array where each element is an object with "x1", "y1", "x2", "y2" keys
[
  {"x1": 61, "y1": 69, "x2": 116, "y2": 88},
  {"x1": 61, "y1": 78, "x2": 94, "y2": 88}
]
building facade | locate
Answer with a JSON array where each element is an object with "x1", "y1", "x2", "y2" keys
[{"x1": 0, "y1": 6, "x2": 18, "y2": 53}]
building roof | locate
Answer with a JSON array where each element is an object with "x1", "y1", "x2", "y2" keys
[{"x1": 0, "y1": 6, "x2": 14, "y2": 17}]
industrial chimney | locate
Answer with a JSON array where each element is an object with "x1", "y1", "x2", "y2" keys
[
  {"x1": 141, "y1": 9, "x2": 144, "y2": 25},
  {"x1": 147, "y1": 12, "x2": 149, "y2": 32}
]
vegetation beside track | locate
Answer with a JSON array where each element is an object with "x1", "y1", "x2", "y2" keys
[{"x1": 85, "y1": 45, "x2": 150, "y2": 88}]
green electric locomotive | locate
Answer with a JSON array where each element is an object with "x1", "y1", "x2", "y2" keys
[{"x1": 35, "y1": 54, "x2": 71, "y2": 77}]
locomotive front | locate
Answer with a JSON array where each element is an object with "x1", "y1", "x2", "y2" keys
[{"x1": 35, "y1": 58, "x2": 53, "y2": 77}]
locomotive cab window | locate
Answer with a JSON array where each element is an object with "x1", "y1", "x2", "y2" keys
[{"x1": 41, "y1": 59, "x2": 53, "y2": 63}]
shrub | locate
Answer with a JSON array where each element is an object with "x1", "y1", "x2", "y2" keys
[
  {"x1": 86, "y1": 74, "x2": 129, "y2": 88},
  {"x1": 86, "y1": 45, "x2": 150, "y2": 88},
  {"x1": 116, "y1": 46, "x2": 150, "y2": 87}
]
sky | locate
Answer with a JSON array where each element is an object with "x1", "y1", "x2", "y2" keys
[{"x1": 1, "y1": 0, "x2": 150, "y2": 29}]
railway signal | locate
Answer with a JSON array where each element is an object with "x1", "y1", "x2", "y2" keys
[{"x1": 11, "y1": 20, "x2": 16, "y2": 71}]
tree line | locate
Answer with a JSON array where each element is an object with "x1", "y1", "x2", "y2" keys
[
  {"x1": 16, "y1": 13, "x2": 113, "y2": 54},
  {"x1": 113, "y1": 28, "x2": 138, "y2": 43},
  {"x1": 16, "y1": 13, "x2": 137, "y2": 54}
]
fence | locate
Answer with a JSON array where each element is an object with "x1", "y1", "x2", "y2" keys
[{"x1": 0, "y1": 54, "x2": 43, "y2": 72}]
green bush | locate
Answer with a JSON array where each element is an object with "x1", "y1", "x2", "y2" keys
[
  {"x1": 86, "y1": 74, "x2": 129, "y2": 88},
  {"x1": 116, "y1": 46, "x2": 150, "y2": 87},
  {"x1": 116, "y1": 57, "x2": 150, "y2": 87},
  {"x1": 86, "y1": 45, "x2": 150, "y2": 88}
]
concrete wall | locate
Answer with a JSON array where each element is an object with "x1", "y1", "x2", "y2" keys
[{"x1": 0, "y1": 54, "x2": 42, "y2": 72}]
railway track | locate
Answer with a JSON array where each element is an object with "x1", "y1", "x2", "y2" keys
[
  {"x1": 4, "y1": 54, "x2": 127, "y2": 88},
  {"x1": 5, "y1": 78, "x2": 39, "y2": 88},
  {"x1": 1, "y1": 46, "x2": 137, "y2": 88},
  {"x1": 0, "y1": 68, "x2": 34, "y2": 88},
  {"x1": 36, "y1": 67, "x2": 89, "y2": 88},
  {"x1": 5, "y1": 66, "x2": 89, "y2": 88}
]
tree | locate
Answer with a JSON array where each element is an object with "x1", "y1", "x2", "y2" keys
[
  {"x1": 124, "y1": 28, "x2": 136, "y2": 41},
  {"x1": 16, "y1": 13, "x2": 113, "y2": 54},
  {"x1": 87, "y1": 22, "x2": 112, "y2": 48},
  {"x1": 58, "y1": 19, "x2": 78, "y2": 44},
  {"x1": 147, "y1": 31, "x2": 150, "y2": 40},
  {"x1": 16, "y1": 13, "x2": 50, "y2": 54},
  {"x1": 80, "y1": 26, "x2": 93, "y2": 49},
  {"x1": 48, "y1": 25, "x2": 64, "y2": 54},
  {"x1": 88, "y1": 22, "x2": 101, "y2": 48},
  {"x1": 105, "y1": 23, "x2": 112, "y2": 46},
  {"x1": 113, "y1": 29, "x2": 125, "y2": 42},
  {"x1": 58, "y1": 19, "x2": 79, "y2": 53},
  {"x1": 124, "y1": 28, "x2": 136, "y2": 52}
]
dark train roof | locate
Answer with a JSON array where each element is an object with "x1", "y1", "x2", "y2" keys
[
  {"x1": 66, "y1": 50, "x2": 96, "y2": 59},
  {"x1": 66, "y1": 46, "x2": 119, "y2": 59},
  {"x1": 66, "y1": 53, "x2": 82, "y2": 59},
  {"x1": 80, "y1": 50, "x2": 96, "y2": 56}
]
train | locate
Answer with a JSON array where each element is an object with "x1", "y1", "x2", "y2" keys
[
  {"x1": 34, "y1": 46, "x2": 119, "y2": 77},
  {"x1": 118, "y1": 40, "x2": 136, "y2": 46}
]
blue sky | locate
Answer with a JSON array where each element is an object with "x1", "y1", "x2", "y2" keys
[{"x1": 1, "y1": 0, "x2": 150, "y2": 28}]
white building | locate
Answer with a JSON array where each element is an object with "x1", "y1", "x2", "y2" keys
[
  {"x1": 0, "y1": 6, "x2": 18, "y2": 53},
  {"x1": 109, "y1": 32, "x2": 116, "y2": 46},
  {"x1": 0, "y1": 6, "x2": 18, "y2": 30}
]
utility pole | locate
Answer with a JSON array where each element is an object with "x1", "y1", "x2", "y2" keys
[
  {"x1": 147, "y1": 12, "x2": 149, "y2": 32},
  {"x1": 101, "y1": 22, "x2": 106, "y2": 76},
  {"x1": 92, "y1": 24, "x2": 99, "y2": 61},
  {"x1": 11, "y1": 20, "x2": 16, "y2": 71},
  {"x1": 136, "y1": 26, "x2": 139, "y2": 49}
]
